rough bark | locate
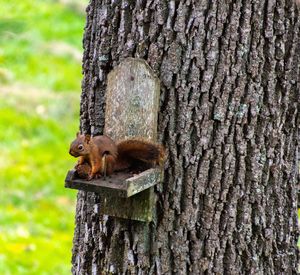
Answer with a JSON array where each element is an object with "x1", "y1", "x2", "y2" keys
[{"x1": 71, "y1": 0, "x2": 300, "y2": 274}]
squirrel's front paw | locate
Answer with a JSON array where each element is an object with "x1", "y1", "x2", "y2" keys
[
  {"x1": 93, "y1": 173, "x2": 102, "y2": 179},
  {"x1": 87, "y1": 172, "x2": 102, "y2": 180},
  {"x1": 87, "y1": 173, "x2": 95, "y2": 181}
]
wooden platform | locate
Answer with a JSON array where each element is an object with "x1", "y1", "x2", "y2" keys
[
  {"x1": 65, "y1": 168, "x2": 162, "y2": 222},
  {"x1": 65, "y1": 168, "x2": 162, "y2": 198}
]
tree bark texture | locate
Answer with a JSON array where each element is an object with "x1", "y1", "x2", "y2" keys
[{"x1": 72, "y1": 0, "x2": 300, "y2": 274}]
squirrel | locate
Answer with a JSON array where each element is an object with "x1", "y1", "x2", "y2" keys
[{"x1": 69, "y1": 133, "x2": 166, "y2": 180}]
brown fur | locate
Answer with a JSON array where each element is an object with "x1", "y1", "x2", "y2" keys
[
  {"x1": 69, "y1": 134, "x2": 165, "y2": 180},
  {"x1": 116, "y1": 138, "x2": 165, "y2": 166},
  {"x1": 69, "y1": 134, "x2": 117, "y2": 179}
]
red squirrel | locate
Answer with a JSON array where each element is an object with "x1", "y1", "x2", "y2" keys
[{"x1": 69, "y1": 133, "x2": 165, "y2": 180}]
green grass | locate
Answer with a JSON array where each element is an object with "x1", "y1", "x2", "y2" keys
[
  {"x1": 0, "y1": 87, "x2": 80, "y2": 274},
  {"x1": 0, "y1": 0, "x2": 87, "y2": 274},
  {"x1": 0, "y1": 0, "x2": 85, "y2": 91}
]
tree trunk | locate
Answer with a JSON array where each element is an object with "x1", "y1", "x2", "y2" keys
[{"x1": 71, "y1": 0, "x2": 299, "y2": 274}]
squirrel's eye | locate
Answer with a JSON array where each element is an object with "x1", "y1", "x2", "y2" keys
[{"x1": 78, "y1": 144, "x2": 83, "y2": 150}]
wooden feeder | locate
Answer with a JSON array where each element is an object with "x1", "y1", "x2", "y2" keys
[{"x1": 65, "y1": 58, "x2": 161, "y2": 222}]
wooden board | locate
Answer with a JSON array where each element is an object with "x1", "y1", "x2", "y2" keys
[
  {"x1": 65, "y1": 168, "x2": 161, "y2": 198},
  {"x1": 65, "y1": 170, "x2": 129, "y2": 197},
  {"x1": 105, "y1": 58, "x2": 160, "y2": 140},
  {"x1": 100, "y1": 188, "x2": 154, "y2": 222}
]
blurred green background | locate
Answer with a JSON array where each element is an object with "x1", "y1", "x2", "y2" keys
[{"x1": 0, "y1": 0, "x2": 88, "y2": 274}]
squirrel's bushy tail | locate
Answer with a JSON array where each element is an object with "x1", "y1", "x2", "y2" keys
[{"x1": 116, "y1": 138, "x2": 166, "y2": 167}]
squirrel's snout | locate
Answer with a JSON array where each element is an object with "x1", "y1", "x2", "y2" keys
[{"x1": 69, "y1": 149, "x2": 80, "y2": 158}]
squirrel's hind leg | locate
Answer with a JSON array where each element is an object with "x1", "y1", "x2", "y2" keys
[
  {"x1": 104, "y1": 155, "x2": 116, "y2": 176},
  {"x1": 88, "y1": 159, "x2": 102, "y2": 180}
]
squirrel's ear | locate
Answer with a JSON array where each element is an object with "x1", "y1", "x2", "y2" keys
[
  {"x1": 76, "y1": 132, "x2": 80, "y2": 137},
  {"x1": 84, "y1": 135, "x2": 91, "y2": 144}
]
